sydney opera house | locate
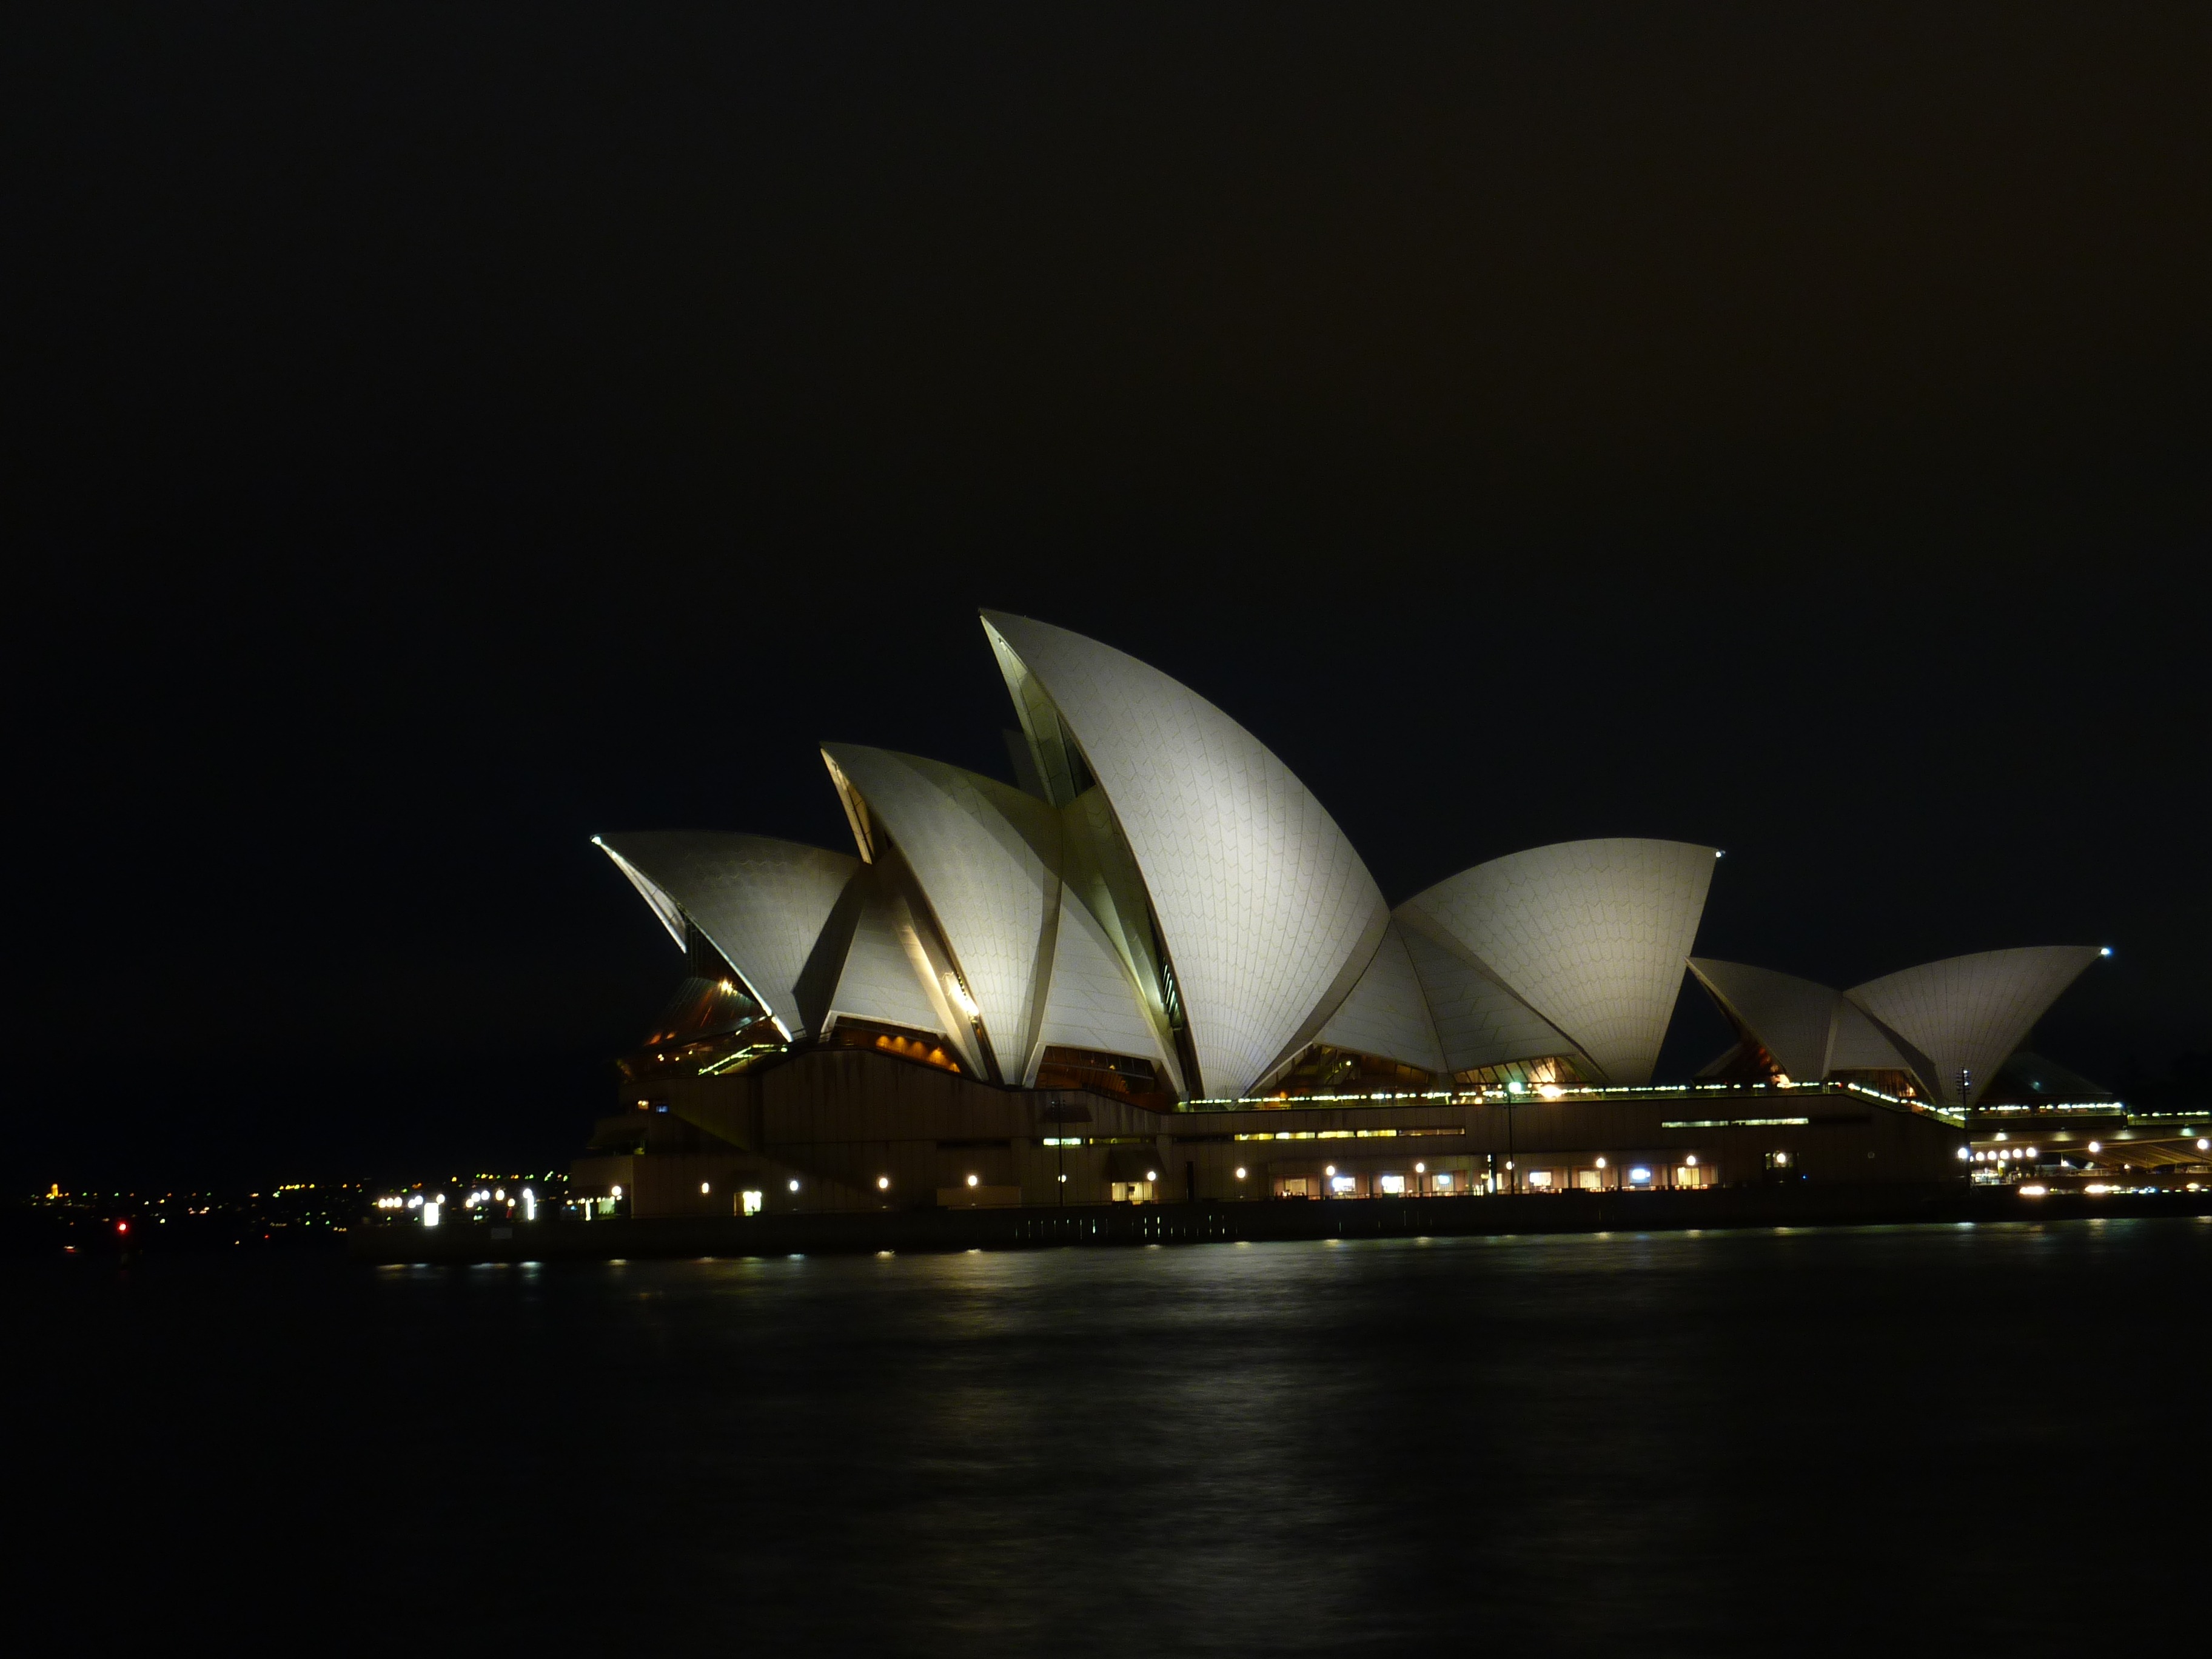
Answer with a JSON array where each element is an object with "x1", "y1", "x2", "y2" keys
[{"x1": 573, "y1": 613, "x2": 2117, "y2": 1218}]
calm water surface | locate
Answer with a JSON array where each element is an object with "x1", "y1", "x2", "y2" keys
[{"x1": 20, "y1": 1218, "x2": 2209, "y2": 1652}]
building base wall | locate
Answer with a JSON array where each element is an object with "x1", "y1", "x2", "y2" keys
[{"x1": 577, "y1": 1048, "x2": 1968, "y2": 1218}]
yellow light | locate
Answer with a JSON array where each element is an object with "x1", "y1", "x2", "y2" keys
[
  {"x1": 877, "y1": 1175, "x2": 890, "y2": 1190},
  {"x1": 941, "y1": 974, "x2": 980, "y2": 1020},
  {"x1": 700, "y1": 1182, "x2": 711, "y2": 1194},
  {"x1": 1235, "y1": 1167, "x2": 1247, "y2": 1179},
  {"x1": 966, "y1": 1174, "x2": 978, "y2": 1187},
  {"x1": 1538, "y1": 1083, "x2": 1564, "y2": 1101}
]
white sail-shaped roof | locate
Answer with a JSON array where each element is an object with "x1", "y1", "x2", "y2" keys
[
  {"x1": 1827, "y1": 996, "x2": 1920, "y2": 1076},
  {"x1": 1030, "y1": 889, "x2": 1178, "y2": 1084},
  {"x1": 1396, "y1": 920, "x2": 1590, "y2": 1076},
  {"x1": 1315, "y1": 920, "x2": 1447, "y2": 1074},
  {"x1": 823, "y1": 865, "x2": 962, "y2": 1048},
  {"x1": 1846, "y1": 946, "x2": 2104, "y2": 1107},
  {"x1": 1686, "y1": 959, "x2": 1843, "y2": 1083},
  {"x1": 981, "y1": 612, "x2": 1389, "y2": 1098},
  {"x1": 1396, "y1": 839, "x2": 1717, "y2": 1085},
  {"x1": 1684, "y1": 957, "x2": 1946, "y2": 1093},
  {"x1": 594, "y1": 831, "x2": 859, "y2": 1040},
  {"x1": 820, "y1": 745, "x2": 1061, "y2": 1082}
]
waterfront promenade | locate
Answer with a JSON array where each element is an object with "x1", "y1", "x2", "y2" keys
[{"x1": 349, "y1": 1183, "x2": 2209, "y2": 1263}]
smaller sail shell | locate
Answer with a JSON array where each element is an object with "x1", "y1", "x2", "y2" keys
[
  {"x1": 1848, "y1": 946, "x2": 2105, "y2": 1107},
  {"x1": 1397, "y1": 839, "x2": 1717, "y2": 1085},
  {"x1": 595, "y1": 832, "x2": 859, "y2": 1039}
]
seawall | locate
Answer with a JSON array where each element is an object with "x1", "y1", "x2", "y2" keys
[{"x1": 347, "y1": 1184, "x2": 2211, "y2": 1264}]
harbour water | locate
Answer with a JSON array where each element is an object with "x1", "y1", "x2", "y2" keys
[{"x1": 19, "y1": 1216, "x2": 2208, "y2": 1652}]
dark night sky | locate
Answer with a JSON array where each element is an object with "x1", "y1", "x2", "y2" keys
[{"x1": 8, "y1": 5, "x2": 2208, "y2": 1187}]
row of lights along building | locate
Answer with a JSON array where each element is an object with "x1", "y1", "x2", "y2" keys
[{"x1": 548, "y1": 1070, "x2": 2211, "y2": 1222}]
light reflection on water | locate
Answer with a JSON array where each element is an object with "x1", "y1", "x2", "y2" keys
[{"x1": 18, "y1": 1218, "x2": 2211, "y2": 1653}]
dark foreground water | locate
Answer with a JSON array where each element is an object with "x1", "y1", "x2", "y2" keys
[{"x1": 18, "y1": 1218, "x2": 2210, "y2": 1653}]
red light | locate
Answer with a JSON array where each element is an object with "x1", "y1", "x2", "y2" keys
[{"x1": 116, "y1": 1221, "x2": 129, "y2": 1234}]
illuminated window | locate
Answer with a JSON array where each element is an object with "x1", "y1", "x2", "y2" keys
[
  {"x1": 1330, "y1": 1175, "x2": 1356, "y2": 1195},
  {"x1": 1527, "y1": 1170, "x2": 1555, "y2": 1189},
  {"x1": 1378, "y1": 1173, "x2": 1406, "y2": 1195},
  {"x1": 741, "y1": 1190, "x2": 764, "y2": 1216},
  {"x1": 1433, "y1": 1172, "x2": 1453, "y2": 1191}
]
